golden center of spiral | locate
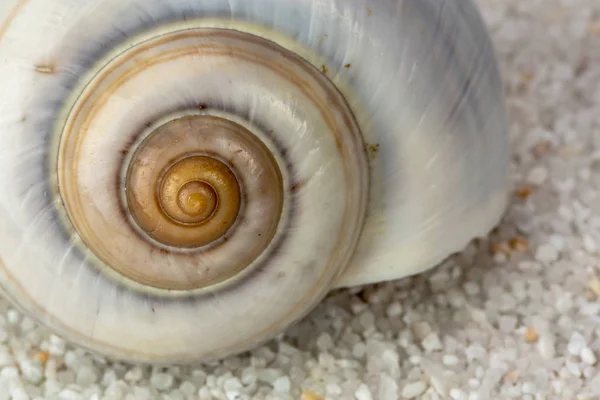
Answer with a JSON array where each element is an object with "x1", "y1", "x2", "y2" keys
[
  {"x1": 108, "y1": 114, "x2": 284, "y2": 290},
  {"x1": 127, "y1": 154, "x2": 241, "y2": 248},
  {"x1": 157, "y1": 156, "x2": 240, "y2": 231},
  {"x1": 176, "y1": 181, "x2": 217, "y2": 219}
]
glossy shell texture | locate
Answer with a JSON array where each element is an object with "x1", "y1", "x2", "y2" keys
[{"x1": 0, "y1": 0, "x2": 510, "y2": 363}]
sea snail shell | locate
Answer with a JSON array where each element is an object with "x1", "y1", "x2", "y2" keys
[{"x1": 0, "y1": 0, "x2": 510, "y2": 363}]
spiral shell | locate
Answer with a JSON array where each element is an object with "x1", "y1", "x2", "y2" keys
[{"x1": 0, "y1": 0, "x2": 509, "y2": 363}]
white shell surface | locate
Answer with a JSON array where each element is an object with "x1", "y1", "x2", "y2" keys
[{"x1": 0, "y1": 0, "x2": 509, "y2": 362}]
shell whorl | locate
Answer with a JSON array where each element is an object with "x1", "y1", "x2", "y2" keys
[{"x1": 0, "y1": 22, "x2": 370, "y2": 362}]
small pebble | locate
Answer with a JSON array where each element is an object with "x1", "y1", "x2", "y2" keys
[
  {"x1": 124, "y1": 366, "x2": 143, "y2": 383},
  {"x1": 273, "y1": 376, "x2": 291, "y2": 393},
  {"x1": 450, "y1": 388, "x2": 467, "y2": 400},
  {"x1": 326, "y1": 382, "x2": 342, "y2": 395},
  {"x1": 386, "y1": 302, "x2": 403, "y2": 318},
  {"x1": 20, "y1": 359, "x2": 43, "y2": 385},
  {"x1": 402, "y1": 381, "x2": 427, "y2": 398},
  {"x1": 6, "y1": 310, "x2": 20, "y2": 325},
  {"x1": 198, "y1": 387, "x2": 212, "y2": 400},
  {"x1": 524, "y1": 327, "x2": 539, "y2": 343},
  {"x1": 527, "y1": 166, "x2": 548, "y2": 185},
  {"x1": 301, "y1": 391, "x2": 324, "y2": 400},
  {"x1": 33, "y1": 352, "x2": 49, "y2": 367},
  {"x1": 58, "y1": 389, "x2": 83, "y2": 400},
  {"x1": 566, "y1": 360, "x2": 582, "y2": 377},
  {"x1": 179, "y1": 381, "x2": 196, "y2": 396},
  {"x1": 76, "y1": 366, "x2": 97, "y2": 387},
  {"x1": 535, "y1": 244, "x2": 559, "y2": 263},
  {"x1": 11, "y1": 387, "x2": 29, "y2": 400},
  {"x1": 354, "y1": 384, "x2": 373, "y2": 400},
  {"x1": 422, "y1": 332, "x2": 443, "y2": 352},
  {"x1": 537, "y1": 335, "x2": 556, "y2": 359},
  {"x1": 316, "y1": 333, "x2": 334, "y2": 351},
  {"x1": 581, "y1": 347, "x2": 597, "y2": 365},
  {"x1": 521, "y1": 381, "x2": 536, "y2": 394},
  {"x1": 568, "y1": 332, "x2": 586, "y2": 356},
  {"x1": 443, "y1": 354, "x2": 460, "y2": 366},
  {"x1": 151, "y1": 373, "x2": 174, "y2": 391}
]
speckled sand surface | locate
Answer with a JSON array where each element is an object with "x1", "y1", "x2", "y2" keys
[{"x1": 1, "y1": 0, "x2": 600, "y2": 399}]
